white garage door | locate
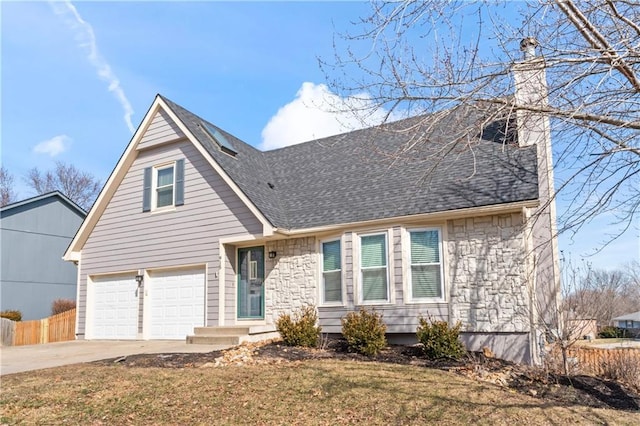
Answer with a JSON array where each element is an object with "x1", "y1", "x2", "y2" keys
[
  {"x1": 149, "y1": 268, "x2": 205, "y2": 339},
  {"x1": 90, "y1": 275, "x2": 138, "y2": 340}
]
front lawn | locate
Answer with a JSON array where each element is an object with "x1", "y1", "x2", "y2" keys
[{"x1": 1, "y1": 359, "x2": 638, "y2": 425}]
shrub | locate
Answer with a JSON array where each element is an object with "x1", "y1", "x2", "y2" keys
[
  {"x1": 416, "y1": 316, "x2": 466, "y2": 360},
  {"x1": 598, "y1": 326, "x2": 623, "y2": 339},
  {"x1": 0, "y1": 310, "x2": 22, "y2": 322},
  {"x1": 276, "y1": 305, "x2": 321, "y2": 347},
  {"x1": 601, "y1": 350, "x2": 640, "y2": 392},
  {"x1": 341, "y1": 308, "x2": 387, "y2": 356},
  {"x1": 51, "y1": 299, "x2": 76, "y2": 315}
]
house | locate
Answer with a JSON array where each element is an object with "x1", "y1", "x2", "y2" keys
[
  {"x1": 63, "y1": 45, "x2": 560, "y2": 364},
  {"x1": 612, "y1": 311, "x2": 640, "y2": 331},
  {"x1": 567, "y1": 319, "x2": 597, "y2": 341},
  {"x1": 1, "y1": 191, "x2": 86, "y2": 320}
]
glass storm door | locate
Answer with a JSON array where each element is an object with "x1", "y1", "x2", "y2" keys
[{"x1": 237, "y1": 247, "x2": 265, "y2": 319}]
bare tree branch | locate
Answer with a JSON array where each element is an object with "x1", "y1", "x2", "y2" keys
[
  {"x1": 0, "y1": 166, "x2": 17, "y2": 207},
  {"x1": 25, "y1": 162, "x2": 100, "y2": 211},
  {"x1": 324, "y1": 0, "x2": 640, "y2": 248},
  {"x1": 555, "y1": 0, "x2": 640, "y2": 91}
]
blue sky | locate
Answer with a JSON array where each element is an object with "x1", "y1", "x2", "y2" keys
[{"x1": 1, "y1": 1, "x2": 637, "y2": 271}]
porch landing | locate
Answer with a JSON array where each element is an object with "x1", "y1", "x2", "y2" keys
[{"x1": 186, "y1": 325, "x2": 279, "y2": 346}]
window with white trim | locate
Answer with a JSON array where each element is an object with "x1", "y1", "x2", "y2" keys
[
  {"x1": 408, "y1": 228, "x2": 444, "y2": 301},
  {"x1": 321, "y1": 239, "x2": 342, "y2": 304},
  {"x1": 142, "y1": 159, "x2": 185, "y2": 212},
  {"x1": 359, "y1": 233, "x2": 389, "y2": 303},
  {"x1": 155, "y1": 164, "x2": 175, "y2": 208}
]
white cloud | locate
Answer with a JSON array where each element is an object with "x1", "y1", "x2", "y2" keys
[
  {"x1": 50, "y1": 1, "x2": 135, "y2": 133},
  {"x1": 33, "y1": 135, "x2": 71, "y2": 157},
  {"x1": 260, "y1": 82, "x2": 400, "y2": 150}
]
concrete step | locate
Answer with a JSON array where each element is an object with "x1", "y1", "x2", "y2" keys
[
  {"x1": 186, "y1": 334, "x2": 243, "y2": 345},
  {"x1": 187, "y1": 325, "x2": 279, "y2": 345},
  {"x1": 192, "y1": 326, "x2": 251, "y2": 336}
]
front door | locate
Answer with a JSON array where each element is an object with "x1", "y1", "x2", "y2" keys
[{"x1": 237, "y1": 246, "x2": 265, "y2": 319}]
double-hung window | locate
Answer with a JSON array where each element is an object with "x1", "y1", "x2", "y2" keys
[
  {"x1": 360, "y1": 233, "x2": 389, "y2": 303},
  {"x1": 155, "y1": 165, "x2": 175, "y2": 208},
  {"x1": 321, "y1": 239, "x2": 342, "y2": 304},
  {"x1": 142, "y1": 159, "x2": 185, "y2": 212},
  {"x1": 408, "y1": 228, "x2": 443, "y2": 301}
]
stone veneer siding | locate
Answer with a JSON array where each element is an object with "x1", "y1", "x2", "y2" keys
[
  {"x1": 264, "y1": 237, "x2": 318, "y2": 324},
  {"x1": 447, "y1": 213, "x2": 530, "y2": 333},
  {"x1": 260, "y1": 213, "x2": 531, "y2": 336}
]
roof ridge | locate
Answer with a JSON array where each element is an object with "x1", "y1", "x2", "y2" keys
[
  {"x1": 260, "y1": 98, "x2": 515, "y2": 155},
  {"x1": 1, "y1": 190, "x2": 87, "y2": 215}
]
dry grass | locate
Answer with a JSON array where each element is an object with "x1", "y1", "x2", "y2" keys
[
  {"x1": 1, "y1": 360, "x2": 638, "y2": 425},
  {"x1": 576, "y1": 338, "x2": 637, "y2": 346}
]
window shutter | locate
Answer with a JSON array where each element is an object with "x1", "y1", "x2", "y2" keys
[
  {"x1": 142, "y1": 167, "x2": 152, "y2": 212},
  {"x1": 175, "y1": 159, "x2": 185, "y2": 206}
]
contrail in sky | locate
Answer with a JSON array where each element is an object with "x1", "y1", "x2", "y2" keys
[{"x1": 50, "y1": 1, "x2": 135, "y2": 133}]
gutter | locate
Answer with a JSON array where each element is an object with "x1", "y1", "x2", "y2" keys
[{"x1": 274, "y1": 199, "x2": 539, "y2": 238}]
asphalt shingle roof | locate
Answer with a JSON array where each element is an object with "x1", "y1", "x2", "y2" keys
[
  {"x1": 160, "y1": 96, "x2": 538, "y2": 230},
  {"x1": 613, "y1": 311, "x2": 640, "y2": 322}
]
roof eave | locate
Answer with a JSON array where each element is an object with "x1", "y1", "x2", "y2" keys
[
  {"x1": 274, "y1": 199, "x2": 539, "y2": 237},
  {"x1": 64, "y1": 96, "x2": 166, "y2": 261},
  {"x1": 1, "y1": 191, "x2": 86, "y2": 217},
  {"x1": 612, "y1": 311, "x2": 640, "y2": 321}
]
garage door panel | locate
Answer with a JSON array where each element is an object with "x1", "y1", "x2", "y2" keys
[
  {"x1": 91, "y1": 275, "x2": 138, "y2": 340},
  {"x1": 149, "y1": 268, "x2": 205, "y2": 340}
]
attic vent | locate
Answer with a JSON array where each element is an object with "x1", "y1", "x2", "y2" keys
[{"x1": 201, "y1": 122, "x2": 237, "y2": 157}]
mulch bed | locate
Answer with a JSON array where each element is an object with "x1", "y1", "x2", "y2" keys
[{"x1": 93, "y1": 340, "x2": 640, "y2": 412}]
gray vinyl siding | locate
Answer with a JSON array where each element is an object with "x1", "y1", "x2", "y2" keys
[
  {"x1": 77, "y1": 139, "x2": 262, "y2": 335},
  {"x1": 136, "y1": 108, "x2": 186, "y2": 150},
  {"x1": 1, "y1": 195, "x2": 84, "y2": 320},
  {"x1": 392, "y1": 226, "x2": 403, "y2": 302},
  {"x1": 344, "y1": 232, "x2": 353, "y2": 306},
  {"x1": 319, "y1": 305, "x2": 448, "y2": 333},
  {"x1": 224, "y1": 245, "x2": 236, "y2": 324}
]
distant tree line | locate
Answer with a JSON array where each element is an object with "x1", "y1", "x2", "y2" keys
[
  {"x1": 565, "y1": 261, "x2": 640, "y2": 328},
  {"x1": 0, "y1": 162, "x2": 101, "y2": 211}
]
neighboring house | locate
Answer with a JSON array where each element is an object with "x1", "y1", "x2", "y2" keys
[
  {"x1": 567, "y1": 319, "x2": 597, "y2": 341},
  {"x1": 612, "y1": 311, "x2": 640, "y2": 330},
  {"x1": 64, "y1": 49, "x2": 560, "y2": 364},
  {"x1": 1, "y1": 191, "x2": 86, "y2": 320}
]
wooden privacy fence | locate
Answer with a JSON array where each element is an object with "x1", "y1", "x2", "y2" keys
[
  {"x1": 567, "y1": 346, "x2": 640, "y2": 376},
  {"x1": 12, "y1": 309, "x2": 76, "y2": 346},
  {"x1": 1, "y1": 318, "x2": 14, "y2": 346}
]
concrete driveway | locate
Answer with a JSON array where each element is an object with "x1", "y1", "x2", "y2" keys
[{"x1": 0, "y1": 340, "x2": 229, "y2": 375}]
